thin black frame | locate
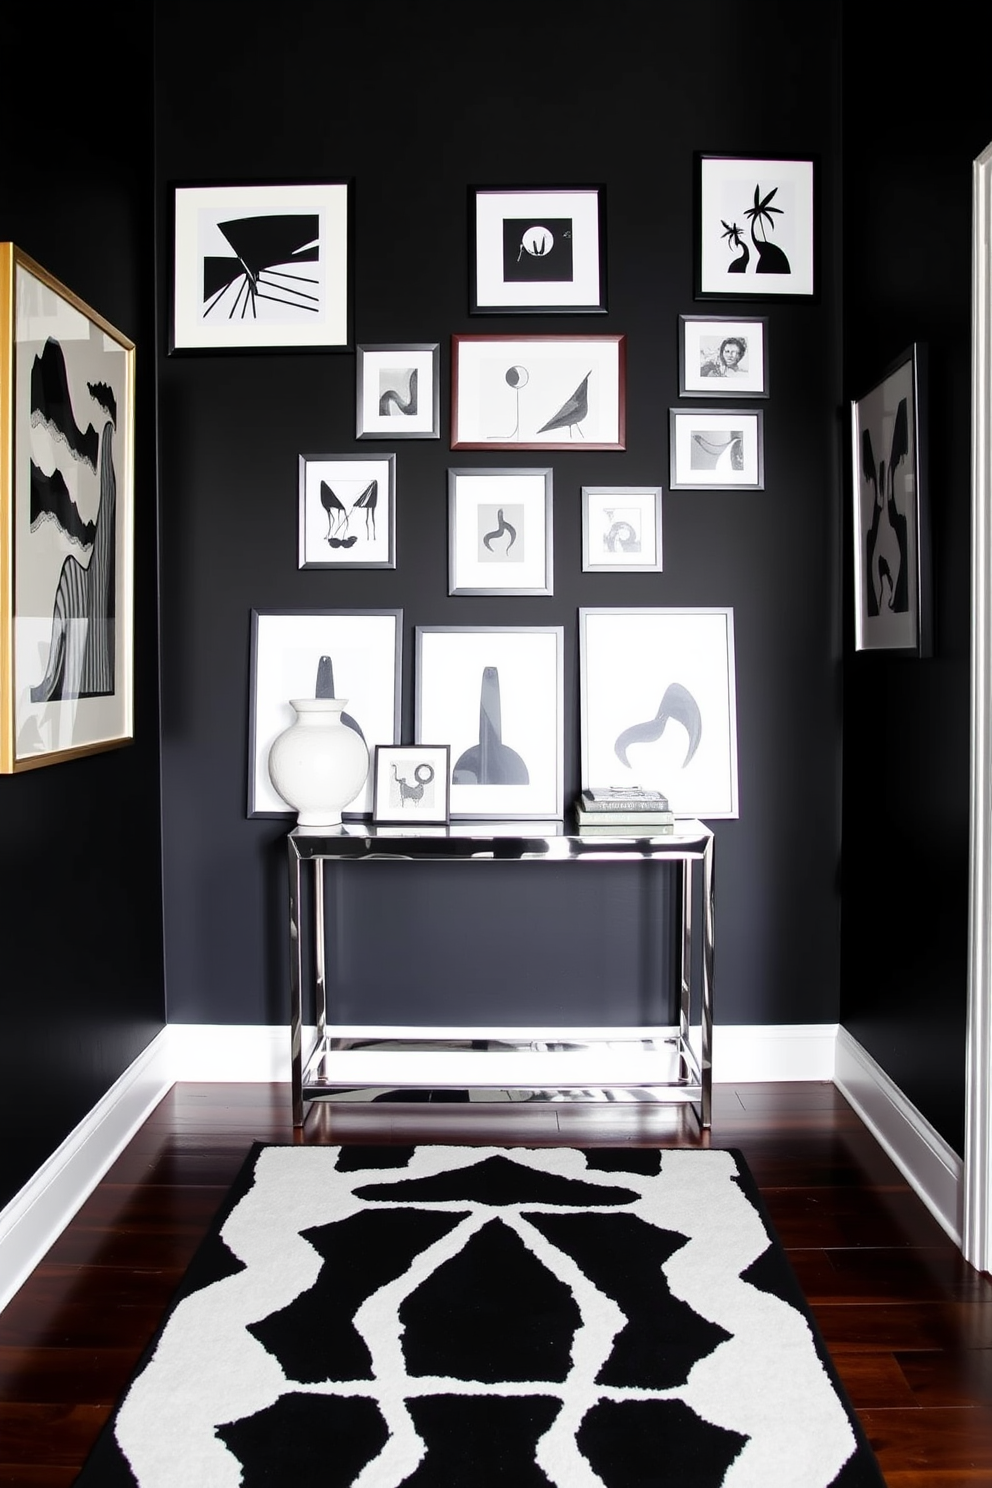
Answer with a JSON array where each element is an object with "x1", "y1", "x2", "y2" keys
[
  {"x1": 469, "y1": 184, "x2": 607, "y2": 315},
  {"x1": 679, "y1": 315, "x2": 769, "y2": 398},
  {"x1": 356, "y1": 343, "x2": 440, "y2": 440},
  {"x1": 694, "y1": 154, "x2": 817, "y2": 302},
  {"x1": 372, "y1": 744, "x2": 451, "y2": 824},
  {"x1": 669, "y1": 408, "x2": 765, "y2": 491},
  {"x1": 169, "y1": 178, "x2": 352, "y2": 353},
  {"x1": 850, "y1": 343, "x2": 932, "y2": 656}
]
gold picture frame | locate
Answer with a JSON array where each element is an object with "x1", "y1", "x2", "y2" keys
[{"x1": 0, "y1": 244, "x2": 135, "y2": 772}]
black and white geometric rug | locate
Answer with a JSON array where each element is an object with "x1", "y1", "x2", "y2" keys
[{"x1": 76, "y1": 1143, "x2": 885, "y2": 1487}]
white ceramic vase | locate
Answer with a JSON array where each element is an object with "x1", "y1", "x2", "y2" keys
[{"x1": 267, "y1": 698, "x2": 370, "y2": 827}]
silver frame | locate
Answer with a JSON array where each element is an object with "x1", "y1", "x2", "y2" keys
[
  {"x1": 581, "y1": 485, "x2": 663, "y2": 573},
  {"x1": 448, "y1": 466, "x2": 554, "y2": 596},
  {"x1": 415, "y1": 623, "x2": 565, "y2": 819},
  {"x1": 679, "y1": 315, "x2": 769, "y2": 398},
  {"x1": 355, "y1": 342, "x2": 440, "y2": 440},
  {"x1": 297, "y1": 452, "x2": 396, "y2": 570},
  {"x1": 669, "y1": 407, "x2": 765, "y2": 491},
  {"x1": 372, "y1": 744, "x2": 451, "y2": 824}
]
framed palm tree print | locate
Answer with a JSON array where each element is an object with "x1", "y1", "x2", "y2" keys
[{"x1": 696, "y1": 156, "x2": 815, "y2": 300}]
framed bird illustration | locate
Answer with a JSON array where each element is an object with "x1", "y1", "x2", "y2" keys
[{"x1": 451, "y1": 334, "x2": 626, "y2": 450}]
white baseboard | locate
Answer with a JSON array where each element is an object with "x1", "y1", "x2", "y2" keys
[
  {"x1": 835, "y1": 1025, "x2": 963, "y2": 1246},
  {"x1": 0, "y1": 1021, "x2": 962, "y2": 1314}
]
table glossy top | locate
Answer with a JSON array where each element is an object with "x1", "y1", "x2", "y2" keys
[{"x1": 288, "y1": 817, "x2": 713, "y2": 862}]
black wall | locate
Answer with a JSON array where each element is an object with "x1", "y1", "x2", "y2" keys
[
  {"x1": 838, "y1": 15, "x2": 992, "y2": 1154},
  {"x1": 154, "y1": 5, "x2": 846, "y2": 1032},
  {"x1": 0, "y1": 11, "x2": 163, "y2": 1209}
]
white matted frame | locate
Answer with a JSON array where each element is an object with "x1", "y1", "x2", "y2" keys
[
  {"x1": 579, "y1": 607, "x2": 739, "y2": 819},
  {"x1": 582, "y1": 486, "x2": 662, "y2": 573},
  {"x1": 0, "y1": 243, "x2": 135, "y2": 773},
  {"x1": 851, "y1": 343, "x2": 931, "y2": 655},
  {"x1": 170, "y1": 179, "x2": 351, "y2": 352},
  {"x1": 451, "y1": 333, "x2": 625, "y2": 450},
  {"x1": 248, "y1": 608, "x2": 401, "y2": 818},
  {"x1": 696, "y1": 155, "x2": 815, "y2": 300},
  {"x1": 670, "y1": 408, "x2": 764, "y2": 490},
  {"x1": 679, "y1": 315, "x2": 768, "y2": 397},
  {"x1": 416, "y1": 624, "x2": 564, "y2": 819},
  {"x1": 298, "y1": 452, "x2": 396, "y2": 570},
  {"x1": 356, "y1": 343, "x2": 440, "y2": 439},
  {"x1": 372, "y1": 744, "x2": 451, "y2": 824},
  {"x1": 449, "y1": 467, "x2": 553, "y2": 595},
  {"x1": 469, "y1": 185, "x2": 607, "y2": 315}
]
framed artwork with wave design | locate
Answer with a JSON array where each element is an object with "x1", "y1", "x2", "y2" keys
[{"x1": 0, "y1": 243, "x2": 135, "y2": 773}]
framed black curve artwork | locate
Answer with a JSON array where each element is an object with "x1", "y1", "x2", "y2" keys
[
  {"x1": 0, "y1": 243, "x2": 135, "y2": 773},
  {"x1": 851, "y1": 343, "x2": 931, "y2": 655},
  {"x1": 468, "y1": 184, "x2": 607, "y2": 315},
  {"x1": 169, "y1": 179, "x2": 351, "y2": 353}
]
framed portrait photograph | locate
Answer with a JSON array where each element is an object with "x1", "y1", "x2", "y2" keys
[
  {"x1": 0, "y1": 243, "x2": 135, "y2": 774},
  {"x1": 298, "y1": 452, "x2": 396, "y2": 570},
  {"x1": 582, "y1": 486, "x2": 663, "y2": 573},
  {"x1": 696, "y1": 155, "x2": 815, "y2": 300},
  {"x1": 679, "y1": 316, "x2": 768, "y2": 397},
  {"x1": 248, "y1": 608, "x2": 401, "y2": 818},
  {"x1": 170, "y1": 179, "x2": 351, "y2": 352},
  {"x1": 372, "y1": 744, "x2": 451, "y2": 824},
  {"x1": 851, "y1": 343, "x2": 931, "y2": 655},
  {"x1": 451, "y1": 333, "x2": 625, "y2": 450},
  {"x1": 356, "y1": 343, "x2": 440, "y2": 440},
  {"x1": 415, "y1": 625, "x2": 564, "y2": 819},
  {"x1": 579, "y1": 607, "x2": 740, "y2": 819},
  {"x1": 449, "y1": 467, "x2": 553, "y2": 596},
  {"x1": 669, "y1": 408, "x2": 764, "y2": 490},
  {"x1": 469, "y1": 184, "x2": 607, "y2": 315}
]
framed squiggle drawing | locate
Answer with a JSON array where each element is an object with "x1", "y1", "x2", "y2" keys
[
  {"x1": 448, "y1": 467, "x2": 553, "y2": 595},
  {"x1": 579, "y1": 607, "x2": 740, "y2": 819},
  {"x1": 0, "y1": 243, "x2": 135, "y2": 773}
]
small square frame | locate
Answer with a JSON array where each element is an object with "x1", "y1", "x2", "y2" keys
[
  {"x1": 582, "y1": 486, "x2": 663, "y2": 573},
  {"x1": 372, "y1": 744, "x2": 451, "y2": 824},
  {"x1": 851, "y1": 343, "x2": 931, "y2": 655},
  {"x1": 248, "y1": 608, "x2": 402, "y2": 818},
  {"x1": 451, "y1": 333, "x2": 625, "y2": 450},
  {"x1": 170, "y1": 179, "x2": 351, "y2": 352},
  {"x1": 469, "y1": 184, "x2": 607, "y2": 315},
  {"x1": 449, "y1": 467, "x2": 553, "y2": 595},
  {"x1": 356, "y1": 343, "x2": 440, "y2": 439},
  {"x1": 298, "y1": 452, "x2": 396, "y2": 569},
  {"x1": 579, "y1": 606, "x2": 740, "y2": 819},
  {"x1": 696, "y1": 155, "x2": 815, "y2": 300},
  {"x1": 416, "y1": 625, "x2": 565, "y2": 819},
  {"x1": 679, "y1": 315, "x2": 768, "y2": 398},
  {"x1": 669, "y1": 408, "x2": 764, "y2": 490}
]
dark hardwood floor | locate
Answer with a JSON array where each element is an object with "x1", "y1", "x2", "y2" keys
[{"x1": 1, "y1": 1080, "x2": 991, "y2": 1485}]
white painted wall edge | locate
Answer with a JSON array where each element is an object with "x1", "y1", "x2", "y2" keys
[
  {"x1": 835, "y1": 1025, "x2": 963, "y2": 1248},
  {"x1": 0, "y1": 1021, "x2": 958, "y2": 1313}
]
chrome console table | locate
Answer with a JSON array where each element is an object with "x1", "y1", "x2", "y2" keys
[{"x1": 287, "y1": 818, "x2": 714, "y2": 1128}]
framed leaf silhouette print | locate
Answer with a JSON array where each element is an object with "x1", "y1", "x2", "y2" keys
[{"x1": 696, "y1": 156, "x2": 815, "y2": 300}]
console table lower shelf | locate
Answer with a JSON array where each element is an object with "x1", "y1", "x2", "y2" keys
[{"x1": 287, "y1": 819, "x2": 714, "y2": 1127}]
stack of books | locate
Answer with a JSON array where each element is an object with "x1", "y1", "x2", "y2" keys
[{"x1": 574, "y1": 787, "x2": 675, "y2": 834}]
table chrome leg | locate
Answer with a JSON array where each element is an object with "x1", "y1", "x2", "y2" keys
[
  {"x1": 701, "y1": 835, "x2": 715, "y2": 1128},
  {"x1": 289, "y1": 840, "x2": 304, "y2": 1128}
]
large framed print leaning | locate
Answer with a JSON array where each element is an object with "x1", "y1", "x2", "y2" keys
[
  {"x1": 416, "y1": 625, "x2": 564, "y2": 819},
  {"x1": 356, "y1": 343, "x2": 439, "y2": 439},
  {"x1": 851, "y1": 343, "x2": 931, "y2": 655},
  {"x1": 696, "y1": 156, "x2": 815, "y2": 300},
  {"x1": 0, "y1": 243, "x2": 134, "y2": 773},
  {"x1": 451, "y1": 334, "x2": 625, "y2": 450},
  {"x1": 679, "y1": 316, "x2": 768, "y2": 397},
  {"x1": 448, "y1": 467, "x2": 553, "y2": 595},
  {"x1": 582, "y1": 486, "x2": 663, "y2": 573},
  {"x1": 170, "y1": 179, "x2": 351, "y2": 352},
  {"x1": 670, "y1": 409, "x2": 764, "y2": 490},
  {"x1": 469, "y1": 185, "x2": 607, "y2": 315},
  {"x1": 248, "y1": 608, "x2": 401, "y2": 818},
  {"x1": 579, "y1": 607, "x2": 740, "y2": 819},
  {"x1": 298, "y1": 453, "x2": 396, "y2": 570}
]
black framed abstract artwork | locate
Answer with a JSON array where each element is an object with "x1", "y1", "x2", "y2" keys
[
  {"x1": 469, "y1": 185, "x2": 607, "y2": 315},
  {"x1": 0, "y1": 243, "x2": 135, "y2": 773},
  {"x1": 170, "y1": 180, "x2": 351, "y2": 352},
  {"x1": 696, "y1": 156, "x2": 815, "y2": 300}
]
